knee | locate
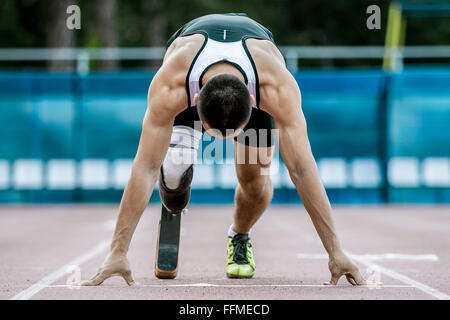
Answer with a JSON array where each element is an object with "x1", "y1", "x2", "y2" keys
[{"x1": 237, "y1": 170, "x2": 272, "y2": 198}]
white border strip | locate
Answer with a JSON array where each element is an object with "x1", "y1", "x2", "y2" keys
[{"x1": 10, "y1": 240, "x2": 109, "y2": 300}]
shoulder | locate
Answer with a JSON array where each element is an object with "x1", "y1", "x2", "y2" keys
[
  {"x1": 160, "y1": 33, "x2": 205, "y2": 87},
  {"x1": 164, "y1": 34, "x2": 205, "y2": 63},
  {"x1": 244, "y1": 39, "x2": 285, "y2": 76},
  {"x1": 147, "y1": 34, "x2": 205, "y2": 123},
  {"x1": 244, "y1": 39, "x2": 293, "y2": 94},
  {"x1": 245, "y1": 39, "x2": 301, "y2": 120}
]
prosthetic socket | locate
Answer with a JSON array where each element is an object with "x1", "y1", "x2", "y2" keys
[{"x1": 159, "y1": 126, "x2": 202, "y2": 214}]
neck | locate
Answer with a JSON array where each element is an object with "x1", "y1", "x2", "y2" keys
[{"x1": 201, "y1": 61, "x2": 245, "y2": 86}]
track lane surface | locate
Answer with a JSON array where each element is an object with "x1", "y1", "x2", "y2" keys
[{"x1": 1, "y1": 205, "x2": 448, "y2": 300}]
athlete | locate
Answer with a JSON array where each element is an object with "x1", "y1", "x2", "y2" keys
[{"x1": 80, "y1": 13, "x2": 366, "y2": 285}]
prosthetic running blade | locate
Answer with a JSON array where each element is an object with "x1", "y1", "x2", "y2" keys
[{"x1": 155, "y1": 205, "x2": 182, "y2": 279}]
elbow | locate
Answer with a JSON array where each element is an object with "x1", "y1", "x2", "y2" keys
[
  {"x1": 288, "y1": 167, "x2": 303, "y2": 185},
  {"x1": 287, "y1": 160, "x2": 318, "y2": 185},
  {"x1": 131, "y1": 160, "x2": 160, "y2": 182}
]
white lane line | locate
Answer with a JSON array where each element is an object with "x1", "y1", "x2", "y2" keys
[
  {"x1": 352, "y1": 254, "x2": 439, "y2": 261},
  {"x1": 345, "y1": 251, "x2": 450, "y2": 300},
  {"x1": 42, "y1": 283, "x2": 413, "y2": 289},
  {"x1": 296, "y1": 253, "x2": 439, "y2": 261},
  {"x1": 10, "y1": 240, "x2": 109, "y2": 300},
  {"x1": 296, "y1": 253, "x2": 329, "y2": 259}
]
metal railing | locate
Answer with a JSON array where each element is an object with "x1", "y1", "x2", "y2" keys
[{"x1": 0, "y1": 46, "x2": 449, "y2": 73}]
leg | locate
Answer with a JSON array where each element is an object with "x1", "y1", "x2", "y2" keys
[
  {"x1": 232, "y1": 108, "x2": 275, "y2": 234},
  {"x1": 159, "y1": 108, "x2": 203, "y2": 212},
  {"x1": 159, "y1": 125, "x2": 202, "y2": 213},
  {"x1": 233, "y1": 143, "x2": 274, "y2": 234},
  {"x1": 226, "y1": 109, "x2": 275, "y2": 278},
  {"x1": 225, "y1": 143, "x2": 274, "y2": 278},
  {"x1": 155, "y1": 124, "x2": 202, "y2": 279}
]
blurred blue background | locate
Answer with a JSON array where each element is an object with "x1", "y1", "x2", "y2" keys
[{"x1": 0, "y1": 67, "x2": 449, "y2": 204}]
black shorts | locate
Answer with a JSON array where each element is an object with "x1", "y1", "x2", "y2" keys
[{"x1": 174, "y1": 107, "x2": 275, "y2": 148}]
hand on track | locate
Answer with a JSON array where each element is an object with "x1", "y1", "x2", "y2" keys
[
  {"x1": 325, "y1": 251, "x2": 366, "y2": 286},
  {"x1": 77, "y1": 254, "x2": 135, "y2": 286}
]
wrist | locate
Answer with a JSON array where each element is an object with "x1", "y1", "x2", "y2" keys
[
  {"x1": 326, "y1": 241, "x2": 343, "y2": 258},
  {"x1": 110, "y1": 239, "x2": 128, "y2": 257}
]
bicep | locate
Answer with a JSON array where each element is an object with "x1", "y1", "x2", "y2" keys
[
  {"x1": 133, "y1": 108, "x2": 173, "y2": 173},
  {"x1": 134, "y1": 71, "x2": 179, "y2": 172}
]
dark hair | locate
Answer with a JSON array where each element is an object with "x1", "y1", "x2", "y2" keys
[{"x1": 197, "y1": 74, "x2": 252, "y2": 136}]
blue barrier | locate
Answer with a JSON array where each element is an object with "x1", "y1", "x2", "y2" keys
[{"x1": 0, "y1": 68, "x2": 449, "y2": 203}]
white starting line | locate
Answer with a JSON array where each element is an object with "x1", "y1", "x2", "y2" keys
[
  {"x1": 41, "y1": 283, "x2": 414, "y2": 289},
  {"x1": 9, "y1": 240, "x2": 449, "y2": 300}
]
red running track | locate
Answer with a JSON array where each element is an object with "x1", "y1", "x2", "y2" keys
[{"x1": 0, "y1": 205, "x2": 449, "y2": 300}]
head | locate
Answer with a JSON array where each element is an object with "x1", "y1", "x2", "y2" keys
[{"x1": 195, "y1": 74, "x2": 254, "y2": 139}]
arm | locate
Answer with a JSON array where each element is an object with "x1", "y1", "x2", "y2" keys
[
  {"x1": 110, "y1": 105, "x2": 172, "y2": 257},
  {"x1": 270, "y1": 70, "x2": 365, "y2": 285},
  {"x1": 80, "y1": 68, "x2": 182, "y2": 286}
]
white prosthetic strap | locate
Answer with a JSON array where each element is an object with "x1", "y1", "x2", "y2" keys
[{"x1": 161, "y1": 126, "x2": 202, "y2": 190}]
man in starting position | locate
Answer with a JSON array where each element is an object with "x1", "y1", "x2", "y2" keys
[{"x1": 80, "y1": 13, "x2": 366, "y2": 285}]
